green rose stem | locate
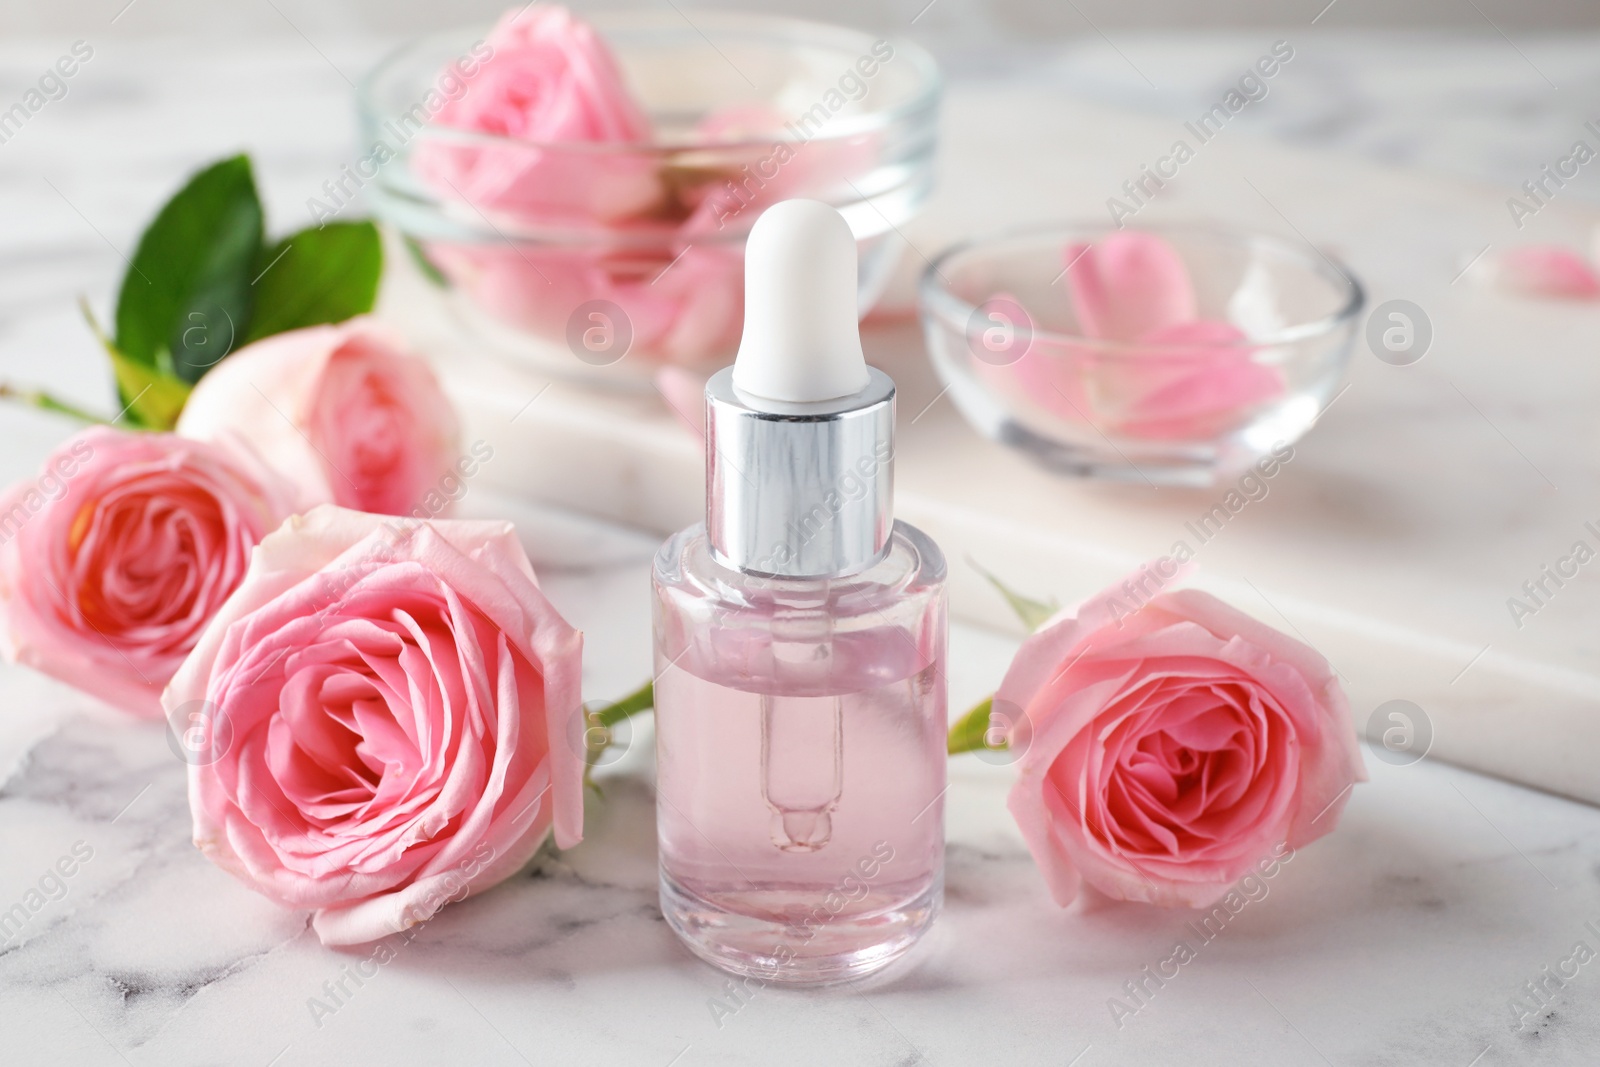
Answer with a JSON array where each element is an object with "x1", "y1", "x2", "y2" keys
[
  {"x1": 592, "y1": 679, "x2": 654, "y2": 729},
  {"x1": 582, "y1": 679, "x2": 656, "y2": 774},
  {"x1": 0, "y1": 382, "x2": 107, "y2": 424}
]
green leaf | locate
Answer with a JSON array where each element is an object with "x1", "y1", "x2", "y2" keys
[
  {"x1": 403, "y1": 234, "x2": 450, "y2": 289},
  {"x1": 83, "y1": 297, "x2": 191, "y2": 430},
  {"x1": 114, "y1": 155, "x2": 264, "y2": 385},
  {"x1": 242, "y1": 221, "x2": 383, "y2": 344},
  {"x1": 948, "y1": 697, "x2": 1001, "y2": 756},
  {"x1": 108, "y1": 348, "x2": 193, "y2": 430},
  {"x1": 969, "y1": 557, "x2": 1059, "y2": 633}
]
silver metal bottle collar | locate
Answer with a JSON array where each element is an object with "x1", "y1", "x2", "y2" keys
[{"x1": 704, "y1": 365, "x2": 895, "y2": 579}]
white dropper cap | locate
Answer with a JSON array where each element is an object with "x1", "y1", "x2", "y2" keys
[
  {"x1": 704, "y1": 199, "x2": 896, "y2": 577},
  {"x1": 731, "y1": 199, "x2": 870, "y2": 403}
]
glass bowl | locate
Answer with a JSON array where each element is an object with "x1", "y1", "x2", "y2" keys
[
  {"x1": 358, "y1": 10, "x2": 940, "y2": 388},
  {"x1": 918, "y1": 223, "x2": 1364, "y2": 486}
]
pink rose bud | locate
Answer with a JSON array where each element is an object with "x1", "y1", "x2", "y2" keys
[
  {"x1": 0, "y1": 427, "x2": 295, "y2": 718},
  {"x1": 177, "y1": 318, "x2": 462, "y2": 518},
  {"x1": 998, "y1": 565, "x2": 1364, "y2": 908},
  {"x1": 168, "y1": 506, "x2": 584, "y2": 945}
]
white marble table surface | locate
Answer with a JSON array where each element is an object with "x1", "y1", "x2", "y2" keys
[{"x1": 2, "y1": 29, "x2": 1600, "y2": 1067}]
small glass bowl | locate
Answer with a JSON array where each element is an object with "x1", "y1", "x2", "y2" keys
[
  {"x1": 358, "y1": 10, "x2": 940, "y2": 388},
  {"x1": 918, "y1": 223, "x2": 1364, "y2": 486}
]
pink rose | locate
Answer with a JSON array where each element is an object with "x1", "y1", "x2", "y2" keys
[
  {"x1": 979, "y1": 233, "x2": 1284, "y2": 441},
  {"x1": 0, "y1": 427, "x2": 294, "y2": 718},
  {"x1": 998, "y1": 565, "x2": 1364, "y2": 907},
  {"x1": 683, "y1": 104, "x2": 880, "y2": 233},
  {"x1": 429, "y1": 238, "x2": 745, "y2": 368},
  {"x1": 177, "y1": 318, "x2": 462, "y2": 517},
  {"x1": 416, "y1": 6, "x2": 660, "y2": 225},
  {"x1": 169, "y1": 505, "x2": 584, "y2": 945}
]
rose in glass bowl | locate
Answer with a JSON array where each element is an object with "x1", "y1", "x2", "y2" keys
[{"x1": 358, "y1": 7, "x2": 940, "y2": 386}]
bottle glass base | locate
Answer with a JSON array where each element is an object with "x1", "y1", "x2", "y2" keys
[{"x1": 660, "y1": 871, "x2": 942, "y2": 986}]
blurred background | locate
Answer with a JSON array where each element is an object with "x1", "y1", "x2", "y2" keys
[
  {"x1": 2, "y1": 0, "x2": 1596, "y2": 32},
  {"x1": 2, "y1": 0, "x2": 1595, "y2": 211}
]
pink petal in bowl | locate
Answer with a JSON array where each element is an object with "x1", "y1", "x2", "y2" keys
[
  {"x1": 1113, "y1": 320, "x2": 1285, "y2": 441},
  {"x1": 1064, "y1": 232, "x2": 1198, "y2": 342}
]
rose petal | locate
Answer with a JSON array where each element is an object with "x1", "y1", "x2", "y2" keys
[
  {"x1": 1476, "y1": 245, "x2": 1600, "y2": 301},
  {"x1": 1064, "y1": 232, "x2": 1198, "y2": 342}
]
